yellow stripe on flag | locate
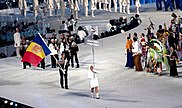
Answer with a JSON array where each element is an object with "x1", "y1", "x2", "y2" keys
[{"x1": 26, "y1": 42, "x2": 46, "y2": 59}]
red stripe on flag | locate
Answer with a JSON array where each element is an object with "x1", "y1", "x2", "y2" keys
[{"x1": 21, "y1": 51, "x2": 43, "y2": 67}]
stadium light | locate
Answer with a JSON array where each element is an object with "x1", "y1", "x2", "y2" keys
[{"x1": 4, "y1": 100, "x2": 8, "y2": 104}]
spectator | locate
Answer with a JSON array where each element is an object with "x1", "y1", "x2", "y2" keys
[
  {"x1": 69, "y1": 37, "x2": 79, "y2": 68},
  {"x1": 165, "y1": 0, "x2": 173, "y2": 11},
  {"x1": 14, "y1": 28, "x2": 21, "y2": 58},
  {"x1": 156, "y1": 0, "x2": 162, "y2": 10},
  {"x1": 132, "y1": 36, "x2": 143, "y2": 71},
  {"x1": 168, "y1": 46, "x2": 179, "y2": 77},
  {"x1": 60, "y1": 20, "x2": 68, "y2": 33},
  {"x1": 77, "y1": 26, "x2": 87, "y2": 42},
  {"x1": 49, "y1": 39, "x2": 59, "y2": 68},
  {"x1": 156, "y1": 25, "x2": 164, "y2": 41},
  {"x1": 125, "y1": 33, "x2": 134, "y2": 68},
  {"x1": 20, "y1": 36, "x2": 31, "y2": 69},
  {"x1": 58, "y1": 51, "x2": 70, "y2": 89}
]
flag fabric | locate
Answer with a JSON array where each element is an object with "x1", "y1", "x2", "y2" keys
[{"x1": 21, "y1": 34, "x2": 51, "y2": 66}]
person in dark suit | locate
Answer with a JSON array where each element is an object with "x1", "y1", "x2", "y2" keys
[
  {"x1": 165, "y1": 46, "x2": 179, "y2": 77},
  {"x1": 37, "y1": 58, "x2": 45, "y2": 69},
  {"x1": 69, "y1": 38, "x2": 79, "y2": 68},
  {"x1": 20, "y1": 37, "x2": 31, "y2": 69},
  {"x1": 58, "y1": 51, "x2": 70, "y2": 89},
  {"x1": 168, "y1": 29, "x2": 175, "y2": 48},
  {"x1": 40, "y1": 58, "x2": 45, "y2": 69}
]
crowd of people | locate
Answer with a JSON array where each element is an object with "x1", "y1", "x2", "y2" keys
[
  {"x1": 125, "y1": 12, "x2": 182, "y2": 78},
  {"x1": 16, "y1": 29, "x2": 80, "y2": 70},
  {"x1": 12, "y1": 27, "x2": 81, "y2": 95},
  {"x1": 9, "y1": 12, "x2": 101, "y2": 98},
  {"x1": 0, "y1": 19, "x2": 42, "y2": 47},
  {"x1": 1, "y1": 2, "x2": 181, "y2": 99},
  {"x1": 156, "y1": 0, "x2": 182, "y2": 11},
  {"x1": 12, "y1": 15, "x2": 83, "y2": 91}
]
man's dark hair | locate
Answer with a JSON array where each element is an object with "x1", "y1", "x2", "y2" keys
[
  {"x1": 133, "y1": 37, "x2": 137, "y2": 41},
  {"x1": 159, "y1": 25, "x2": 162, "y2": 29},
  {"x1": 134, "y1": 32, "x2": 137, "y2": 37},
  {"x1": 62, "y1": 20, "x2": 65, "y2": 24}
]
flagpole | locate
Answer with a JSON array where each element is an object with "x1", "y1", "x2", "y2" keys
[
  {"x1": 37, "y1": 31, "x2": 63, "y2": 72},
  {"x1": 53, "y1": 55, "x2": 65, "y2": 74}
]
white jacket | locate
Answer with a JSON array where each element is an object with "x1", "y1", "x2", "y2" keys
[
  {"x1": 14, "y1": 32, "x2": 21, "y2": 47},
  {"x1": 49, "y1": 43, "x2": 58, "y2": 55},
  {"x1": 88, "y1": 69, "x2": 99, "y2": 79},
  {"x1": 59, "y1": 42, "x2": 65, "y2": 54},
  {"x1": 88, "y1": 68, "x2": 99, "y2": 88},
  {"x1": 132, "y1": 41, "x2": 142, "y2": 54},
  {"x1": 77, "y1": 30, "x2": 86, "y2": 41}
]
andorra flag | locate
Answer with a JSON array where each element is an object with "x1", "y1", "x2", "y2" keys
[{"x1": 21, "y1": 34, "x2": 51, "y2": 66}]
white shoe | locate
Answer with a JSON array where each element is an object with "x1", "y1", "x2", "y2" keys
[
  {"x1": 127, "y1": 12, "x2": 131, "y2": 14},
  {"x1": 17, "y1": 55, "x2": 21, "y2": 58},
  {"x1": 137, "y1": 12, "x2": 140, "y2": 15},
  {"x1": 96, "y1": 96, "x2": 100, "y2": 99},
  {"x1": 96, "y1": 93, "x2": 100, "y2": 99}
]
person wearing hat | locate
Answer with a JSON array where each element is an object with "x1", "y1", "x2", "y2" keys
[{"x1": 171, "y1": 13, "x2": 178, "y2": 25}]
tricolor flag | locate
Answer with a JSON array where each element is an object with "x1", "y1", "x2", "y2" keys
[{"x1": 21, "y1": 34, "x2": 51, "y2": 66}]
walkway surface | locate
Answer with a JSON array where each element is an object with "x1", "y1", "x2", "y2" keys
[{"x1": 0, "y1": 3, "x2": 182, "y2": 108}]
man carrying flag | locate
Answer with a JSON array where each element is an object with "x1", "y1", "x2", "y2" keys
[{"x1": 21, "y1": 34, "x2": 51, "y2": 67}]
